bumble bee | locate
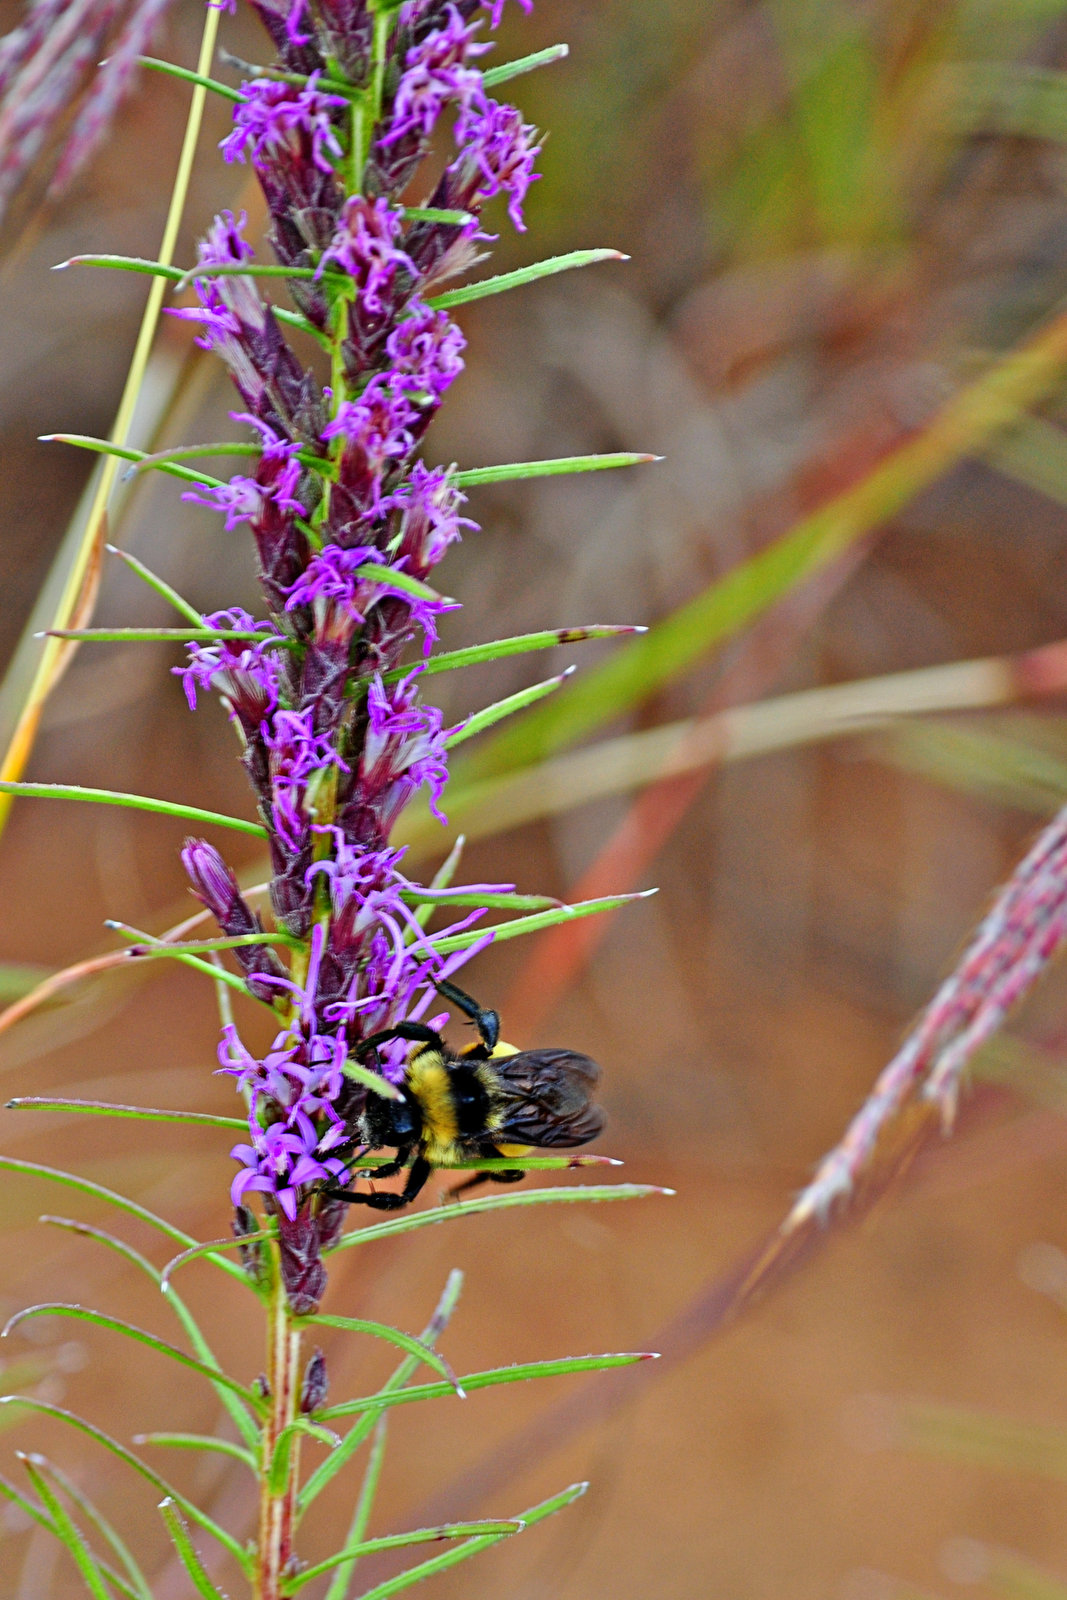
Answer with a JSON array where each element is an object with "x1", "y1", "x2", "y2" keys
[{"x1": 324, "y1": 979, "x2": 605, "y2": 1211}]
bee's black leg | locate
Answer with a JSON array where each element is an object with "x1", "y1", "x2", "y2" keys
[
  {"x1": 434, "y1": 978, "x2": 500, "y2": 1052},
  {"x1": 358, "y1": 1019, "x2": 443, "y2": 1058},
  {"x1": 324, "y1": 1155, "x2": 433, "y2": 1212}
]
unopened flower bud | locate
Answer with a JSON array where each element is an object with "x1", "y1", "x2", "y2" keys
[{"x1": 300, "y1": 1347, "x2": 328, "y2": 1413}]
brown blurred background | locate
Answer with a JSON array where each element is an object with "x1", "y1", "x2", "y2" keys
[{"x1": 10, "y1": 0, "x2": 1067, "y2": 1595}]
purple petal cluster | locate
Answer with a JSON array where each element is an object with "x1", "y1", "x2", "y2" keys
[{"x1": 169, "y1": 0, "x2": 541, "y2": 1308}]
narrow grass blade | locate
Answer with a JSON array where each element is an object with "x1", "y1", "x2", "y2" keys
[
  {"x1": 344, "y1": 1483, "x2": 587, "y2": 1600},
  {"x1": 158, "y1": 1498, "x2": 231, "y2": 1600},
  {"x1": 352, "y1": 564, "x2": 447, "y2": 605},
  {"x1": 399, "y1": 889, "x2": 560, "y2": 911},
  {"x1": 45, "y1": 627, "x2": 285, "y2": 644},
  {"x1": 427, "y1": 249, "x2": 623, "y2": 310},
  {"x1": 481, "y1": 43, "x2": 568, "y2": 87},
  {"x1": 319, "y1": 1352, "x2": 655, "y2": 1423},
  {"x1": 56, "y1": 254, "x2": 184, "y2": 281},
  {"x1": 45, "y1": 434, "x2": 226, "y2": 489},
  {"x1": 300, "y1": 1272, "x2": 463, "y2": 1515},
  {"x1": 328, "y1": 1183, "x2": 670, "y2": 1255},
  {"x1": 389, "y1": 624, "x2": 645, "y2": 683},
  {"x1": 302, "y1": 1315, "x2": 461, "y2": 1391},
  {"x1": 3, "y1": 1305, "x2": 262, "y2": 1409},
  {"x1": 104, "y1": 545, "x2": 203, "y2": 625},
  {"x1": 106, "y1": 922, "x2": 255, "y2": 996},
  {"x1": 124, "y1": 933, "x2": 294, "y2": 959},
  {"x1": 138, "y1": 55, "x2": 246, "y2": 101},
  {"x1": 134, "y1": 1433, "x2": 255, "y2": 1471},
  {"x1": 454, "y1": 452, "x2": 654, "y2": 488},
  {"x1": 0, "y1": 1398, "x2": 249, "y2": 1571},
  {"x1": 8, "y1": 1097, "x2": 247, "y2": 1130},
  {"x1": 288, "y1": 1522, "x2": 526, "y2": 1591},
  {"x1": 323, "y1": 1417, "x2": 388, "y2": 1600},
  {"x1": 0, "y1": 781, "x2": 266, "y2": 837},
  {"x1": 38, "y1": 1216, "x2": 259, "y2": 1449},
  {"x1": 29, "y1": 1455, "x2": 152, "y2": 1600},
  {"x1": 174, "y1": 261, "x2": 323, "y2": 291},
  {"x1": 423, "y1": 889, "x2": 656, "y2": 954},
  {"x1": 18, "y1": 1455, "x2": 113, "y2": 1600},
  {"x1": 400, "y1": 206, "x2": 473, "y2": 225},
  {"x1": 446, "y1": 669, "x2": 573, "y2": 748}
]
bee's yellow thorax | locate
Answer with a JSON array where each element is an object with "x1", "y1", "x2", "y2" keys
[{"x1": 407, "y1": 1050, "x2": 459, "y2": 1165}]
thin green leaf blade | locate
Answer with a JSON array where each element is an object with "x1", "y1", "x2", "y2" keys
[
  {"x1": 392, "y1": 624, "x2": 646, "y2": 683},
  {"x1": 446, "y1": 669, "x2": 573, "y2": 748},
  {"x1": 30, "y1": 1456, "x2": 152, "y2": 1600},
  {"x1": 303, "y1": 1315, "x2": 460, "y2": 1391},
  {"x1": 135, "y1": 1433, "x2": 255, "y2": 1470},
  {"x1": 481, "y1": 43, "x2": 568, "y2": 87},
  {"x1": 288, "y1": 1521, "x2": 526, "y2": 1591},
  {"x1": 137, "y1": 55, "x2": 246, "y2": 101},
  {"x1": 427, "y1": 249, "x2": 623, "y2": 310},
  {"x1": 104, "y1": 544, "x2": 203, "y2": 624},
  {"x1": 158, "y1": 1498, "x2": 231, "y2": 1600},
  {"x1": 19, "y1": 1454, "x2": 114, "y2": 1600},
  {"x1": 0, "y1": 781, "x2": 265, "y2": 837},
  {"x1": 423, "y1": 889, "x2": 657, "y2": 954},
  {"x1": 320, "y1": 1352, "x2": 656, "y2": 1422},
  {"x1": 454, "y1": 452, "x2": 655, "y2": 488},
  {"x1": 8, "y1": 1097, "x2": 247, "y2": 1129},
  {"x1": 323, "y1": 1417, "x2": 389, "y2": 1600}
]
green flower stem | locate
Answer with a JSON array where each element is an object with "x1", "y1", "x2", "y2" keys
[{"x1": 256, "y1": 1256, "x2": 302, "y2": 1600}]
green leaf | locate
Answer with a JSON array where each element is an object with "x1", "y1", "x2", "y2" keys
[
  {"x1": 341, "y1": 1483, "x2": 587, "y2": 1600},
  {"x1": 423, "y1": 889, "x2": 657, "y2": 954},
  {"x1": 389, "y1": 623, "x2": 645, "y2": 683},
  {"x1": 134, "y1": 1433, "x2": 255, "y2": 1471},
  {"x1": 299, "y1": 1271, "x2": 463, "y2": 1516},
  {"x1": 45, "y1": 626, "x2": 289, "y2": 644},
  {"x1": 427, "y1": 249, "x2": 623, "y2": 310},
  {"x1": 340, "y1": 1058, "x2": 405, "y2": 1101},
  {"x1": 454, "y1": 452, "x2": 655, "y2": 488},
  {"x1": 37, "y1": 1216, "x2": 259, "y2": 1449},
  {"x1": 125, "y1": 932, "x2": 294, "y2": 959},
  {"x1": 328, "y1": 1183, "x2": 670, "y2": 1255},
  {"x1": 401, "y1": 206, "x2": 474, "y2": 224},
  {"x1": 45, "y1": 434, "x2": 227, "y2": 490},
  {"x1": 174, "y1": 260, "x2": 323, "y2": 291},
  {"x1": 8, "y1": 1097, "x2": 247, "y2": 1129},
  {"x1": 3, "y1": 1305, "x2": 262, "y2": 1408},
  {"x1": 104, "y1": 544, "x2": 204, "y2": 625},
  {"x1": 0, "y1": 1397, "x2": 250, "y2": 1571},
  {"x1": 399, "y1": 888, "x2": 561, "y2": 911},
  {"x1": 0, "y1": 781, "x2": 266, "y2": 837},
  {"x1": 445, "y1": 669, "x2": 573, "y2": 748},
  {"x1": 323, "y1": 1417, "x2": 389, "y2": 1600},
  {"x1": 0, "y1": 1156, "x2": 246, "y2": 1281},
  {"x1": 55, "y1": 253, "x2": 184, "y2": 281},
  {"x1": 481, "y1": 43, "x2": 568, "y2": 88},
  {"x1": 352, "y1": 564, "x2": 449, "y2": 605},
  {"x1": 158, "y1": 1498, "x2": 231, "y2": 1600},
  {"x1": 268, "y1": 1418, "x2": 341, "y2": 1496},
  {"x1": 286, "y1": 1522, "x2": 526, "y2": 1592},
  {"x1": 18, "y1": 1455, "x2": 114, "y2": 1600},
  {"x1": 27, "y1": 1455, "x2": 152, "y2": 1600},
  {"x1": 319, "y1": 1352, "x2": 654, "y2": 1423},
  {"x1": 161, "y1": 1229, "x2": 276, "y2": 1291},
  {"x1": 137, "y1": 54, "x2": 246, "y2": 101},
  {"x1": 106, "y1": 922, "x2": 257, "y2": 996},
  {"x1": 302, "y1": 1315, "x2": 461, "y2": 1391}
]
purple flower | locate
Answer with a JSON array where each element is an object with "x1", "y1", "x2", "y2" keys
[
  {"x1": 386, "y1": 302, "x2": 466, "y2": 404},
  {"x1": 318, "y1": 196, "x2": 415, "y2": 314},
  {"x1": 385, "y1": 462, "x2": 476, "y2": 576},
  {"x1": 231, "y1": 1115, "x2": 350, "y2": 1222},
  {"x1": 267, "y1": 709, "x2": 351, "y2": 850},
  {"x1": 321, "y1": 381, "x2": 418, "y2": 506},
  {"x1": 174, "y1": 607, "x2": 282, "y2": 726},
  {"x1": 453, "y1": 97, "x2": 540, "y2": 229},
  {"x1": 222, "y1": 74, "x2": 346, "y2": 176},
  {"x1": 360, "y1": 669, "x2": 449, "y2": 824},
  {"x1": 382, "y1": 6, "x2": 490, "y2": 145},
  {"x1": 182, "y1": 456, "x2": 306, "y2": 531},
  {"x1": 482, "y1": 0, "x2": 532, "y2": 25}
]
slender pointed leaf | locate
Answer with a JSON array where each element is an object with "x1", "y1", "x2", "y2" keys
[
  {"x1": 30, "y1": 1456, "x2": 152, "y2": 1600},
  {"x1": 423, "y1": 889, "x2": 657, "y2": 954},
  {"x1": 323, "y1": 1417, "x2": 388, "y2": 1600},
  {"x1": 300, "y1": 1272, "x2": 462, "y2": 1515},
  {"x1": 343, "y1": 1483, "x2": 587, "y2": 1600},
  {"x1": 134, "y1": 1433, "x2": 255, "y2": 1470},
  {"x1": 446, "y1": 669, "x2": 573, "y2": 748},
  {"x1": 0, "y1": 1398, "x2": 250, "y2": 1571},
  {"x1": 161, "y1": 1230, "x2": 276, "y2": 1291},
  {"x1": 56, "y1": 254, "x2": 184, "y2": 281},
  {"x1": 0, "y1": 1156, "x2": 246, "y2": 1282},
  {"x1": 481, "y1": 43, "x2": 567, "y2": 87},
  {"x1": 3, "y1": 1305, "x2": 262, "y2": 1408},
  {"x1": 302, "y1": 1315, "x2": 460, "y2": 1390},
  {"x1": 158, "y1": 1498, "x2": 231, "y2": 1600},
  {"x1": 39, "y1": 1217, "x2": 259, "y2": 1449},
  {"x1": 401, "y1": 206, "x2": 473, "y2": 224},
  {"x1": 427, "y1": 249, "x2": 623, "y2": 310},
  {"x1": 137, "y1": 55, "x2": 246, "y2": 100},
  {"x1": 0, "y1": 781, "x2": 265, "y2": 837},
  {"x1": 106, "y1": 923, "x2": 255, "y2": 996},
  {"x1": 341, "y1": 1057, "x2": 405, "y2": 1101},
  {"x1": 328, "y1": 1183, "x2": 669, "y2": 1254},
  {"x1": 269, "y1": 1418, "x2": 341, "y2": 1496},
  {"x1": 400, "y1": 888, "x2": 560, "y2": 911},
  {"x1": 389, "y1": 624, "x2": 646, "y2": 684},
  {"x1": 18, "y1": 1455, "x2": 114, "y2": 1600},
  {"x1": 454, "y1": 452, "x2": 655, "y2": 488},
  {"x1": 46, "y1": 627, "x2": 288, "y2": 644},
  {"x1": 287, "y1": 1522, "x2": 526, "y2": 1591},
  {"x1": 319, "y1": 1352, "x2": 654, "y2": 1423},
  {"x1": 352, "y1": 564, "x2": 448, "y2": 604},
  {"x1": 8, "y1": 1097, "x2": 247, "y2": 1129},
  {"x1": 104, "y1": 545, "x2": 203, "y2": 625},
  {"x1": 45, "y1": 434, "x2": 226, "y2": 489}
]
